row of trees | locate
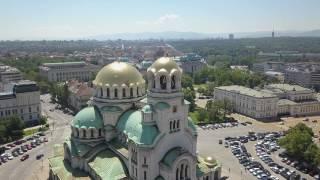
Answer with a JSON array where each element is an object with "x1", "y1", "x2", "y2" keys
[
  {"x1": 0, "y1": 116, "x2": 25, "y2": 144},
  {"x1": 279, "y1": 123, "x2": 320, "y2": 166},
  {"x1": 193, "y1": 99, "x2": 233, "y2": 123},
  {"x1": 194, "y1": 67, "x2": 278, "y2": 88},
  {"x1": 49, "y1": 83, "x2": 70, "y2": 108}
]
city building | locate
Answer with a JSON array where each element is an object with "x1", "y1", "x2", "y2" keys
[
  {"x1": 0, "y1": 64, "x2": 23, "y2": 91},
  {"x1": 49, "y1": 58, "x2": 221, "y2": 180},
  {"x1": 284, "y1": 65, "x2": 320, "y2": 89},
  {"x1": 228, "y1": 34, "x2": 234, "y2": 40},
  {"x1": 67, "y1": 80, "x2": 94, "y2": 112},
  {"x1": 252, "y1": 61, "x2": 285, "y2": 73},
  {"x1": 39, "y1": 61, "x2": 96, "y2": 82},
  {"x1": 263, "y1": 84, "x2": 320, "y2": 116},
  {"x1": 214, "y1": 84, "x2": 320, "y2": 120},
  {"x1": 264, "y1": 71, "x2": 284, "y2": 83},
  {"x1": 176, "y1": 53, "x2": 207, "y2": 74},
  {"x1": 214, "y1": 85, "x2": 279, "y2": 120},
  {"x1": 0, "y1": 80, "x2": 41, "y2": 125}
]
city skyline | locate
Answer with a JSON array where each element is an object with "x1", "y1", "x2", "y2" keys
[{"x1": 1, "y1": 0, "x2": 320, "y2": 40}]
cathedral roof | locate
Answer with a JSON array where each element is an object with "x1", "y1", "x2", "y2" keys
[
  {"x1": 93, "y1": 61, "x2": 145, "y2": 87},
  {"x1": 148, "y1": 57, "x2": 181, "y2": 73},
  {"x1": 88, "y1": 150, "x2": 127, "y2": 180},
  {"x1": 72, "y1": 106, "x2": 104, "y2": 129},
  {"x1": 116, "y1": 110, "x2": 160, "y2": 145}
]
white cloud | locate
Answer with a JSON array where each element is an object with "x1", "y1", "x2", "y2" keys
[
  {"x1": 136, "y1": 14, "x2": 180, "y2": 25},
  {"x1": 155, "y1": 14, "x2": 179, "y2": 24}
]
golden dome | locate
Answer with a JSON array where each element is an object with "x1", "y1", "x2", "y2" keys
[
  {"x1": 93, "y1": 61, "x2": 145, "y2": 86},
  {"x1": 204, "y1": 156, "x2": 216, "y2": 168},
  {"x1": 149, "y1": 57, "x2": 181, "y2": 73}
]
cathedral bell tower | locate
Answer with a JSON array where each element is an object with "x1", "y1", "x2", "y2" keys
[{"x1": 146, "y1": 57, "x2": 189, "y2": 134}]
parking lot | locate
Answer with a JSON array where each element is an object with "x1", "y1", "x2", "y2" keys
[{"x1": 197, "y1": 120, "x2": 316, "y2": 180}]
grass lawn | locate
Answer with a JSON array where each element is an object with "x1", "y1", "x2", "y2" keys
[
  {"x1": 23, "y1": 128, "x2": 39, "y2": 137},
  {"x1": 189, "y1": 107, "x2": 209, "y2": 124},
  {"x1": 193, "y1": 84, "x2": 207, "y2": 90}
]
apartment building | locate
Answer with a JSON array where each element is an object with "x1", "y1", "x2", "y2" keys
[
  {"x1": 214, "y1": 85, "x2": 278, "y2": 120},
  {"x1": 39, "y1": 61, "x2": 95, "y2": 82},
  {"x1": 0, "y1": 81, "x2": 41, "y2": 125},
  {"x1": 67, "y1": 80, "x2": 94, "y2": 112}
]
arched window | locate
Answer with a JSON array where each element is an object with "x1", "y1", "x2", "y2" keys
[
  {"x1": 177, "y1": 120, "x2": 180, "y2": 129},
  {"x1": 170, "y1": 121, "x2": 172, "y2": 131},
  {"x1": 153, "y1": 80, "x2": 156, "y2": 88},
  {"x1": 136, "y1": 87, "x2": 139, "y2": 96},
  {"x1": 76, "y1": 128, "x2": 79, "y2": 137},
  {"x1": 122, "y1": 88, "x2": 126, "y2": 97},
  {"x1": 160, "y1": 75, "x2": 167, "y2": 90},
  {"x1": 99, "y1": 129, "x2": 102, "y2": 137},
  {"x1": 91, "y1": 129, "x2": 94, "y2": 138},
  {"x1": 130, "y1": 88, "x2": 133, "y2": 97},
  {"x1": 185, "y1": 165, "x2": 188, "y2": 178},
  {"x1": 180, "y1": 164, "x2": 184, "y2": 178},
  {"x1": 171, "y1": 75, "x2": 176, "y2": 89},
  {"x1": 107, "y1": 88, "x2": 110, "y2": 97},
  {"x1": 100, "y1": 88, "x2": 103, "y2": 97},
  {"x1": 176, "y1": 168, "x2": 179, "y2": 180},
  {"x1": 173, "y1": 120, "x2": 176, "y2": 129},
  {"x1": 114, "y1": 89, "x2": 118, "y2": 98},
  {"x1": 83, "y1": 129, "x2": 86, "y2": 138}
]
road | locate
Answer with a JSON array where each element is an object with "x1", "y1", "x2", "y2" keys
[{"x1": 0, "y1": 94, "x2": 72, "y2": 180}]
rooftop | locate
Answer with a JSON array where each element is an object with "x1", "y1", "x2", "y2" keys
[
  {"x1": 267, "y1": 84, "x2": 310, "y2": 92},
  {"x1": 42, "y1": 61, "x2": 86, "y2": 67},
  {"x1": 215, "y1": 85, "x2": 276, "y2": 98},
  {"x1": 277, "y1": 99, "x2": 297, "y2": 106}
]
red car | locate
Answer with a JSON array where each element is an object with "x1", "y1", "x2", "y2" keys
[{"x1": 20, "y1": 154, "x2": 29, "y2": 161}]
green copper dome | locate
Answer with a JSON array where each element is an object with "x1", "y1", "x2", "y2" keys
[
  {"x1": 72, "y1": 106, "x2": 104, "y2": 129},
  {"x1": 149, "y1": 57, "x2": 181, "y2": 73},
  {"x1": 93, "y1": 61, "x2": 145, "y2": 86}
]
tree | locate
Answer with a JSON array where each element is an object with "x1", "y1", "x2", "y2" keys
[
  {"x1": 181, "y1": 74, "x2": 194, "y2": 89},
  {"x1": 278, "y1": 123, "x2": 314, "y2": 160},
  {"x1": 183, "y1": 88, "x2": 196, "y2": 112},
  {"x1": 221, "y1": 98, "x2": 233, "y2": 118},
  {"x1": 197, "y1": 109, "x2": 208, "y2": 122},
  {"x1": 39, "y1": 116, "x2": 47, "y2": 125}
]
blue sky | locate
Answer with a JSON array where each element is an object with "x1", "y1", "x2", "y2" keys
[{"x1": 1, "y1": 0, "x2": 320, "y2": 40}]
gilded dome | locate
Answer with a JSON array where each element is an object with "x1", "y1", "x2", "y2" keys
[
  {"x1": 93, "y1": 61, "x2": 145, "y2": 87},
  {"x1": 149, "y1": 57, "x2": 181, "y2": 73}
]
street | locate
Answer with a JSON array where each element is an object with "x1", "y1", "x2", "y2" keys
[{"x1": 0, "y1": 94, "x2": 72, "y2": 180}]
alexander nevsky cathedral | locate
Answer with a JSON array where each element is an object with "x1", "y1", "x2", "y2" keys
[{"x1": 49, "y1": 57, "x2": 221, "y2": 180}]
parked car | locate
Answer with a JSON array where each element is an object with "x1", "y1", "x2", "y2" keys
[
  {"x1": 36, "y1": 154, "x2": 44, "y2": 160},
  {"x1": 20, "y1": 154, "x2": 29, "y2": 161}
]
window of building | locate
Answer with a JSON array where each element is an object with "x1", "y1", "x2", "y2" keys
[
  {"x1": 37, "y1": 106, "x2": 39, "y2": 112},
  {"x1": 91, "y1": 129, "x2": 94, "y2": 138},
  {"x1": 100, "y1": 88, "x2": 103, "y2": 97},
  {"x1": 83, "y1": 129, "x2": 86, "y2": 138},
  {"x1": 144, "y1": 157, "x2": 147, "y2": 164},
  {"x1": 122, "y1": 88, "x2": 126, "y2": 97},
  {"x1": 29, "y1": 115, "x2": 32, "y2": 120},
  {"x1": 144, "y1": 171, "x2": 147, "y2": 180},
  {"x1": 136, "y1": 87, "x2": 139, "y2": 96},
  {"x1": 29, "y1": 107, "x2": 31, "y2": 113},
  {"x1": 171, "y1": 75, "x2": 176, "y2": 89},
  {"x1": 98, "y1": 129, "x2": 102, "y2": 137},
  {"x1": 130, "y1": 88, "x2": 133, "y2": 97},
  {"x1": 160, "y1": 75, "x2": 167, "y2": 90},
  {"x1": 106, "y1": 88, "x2": 110, "y2": 97},
  {"x1": 173, "y1": 106, "x2": 177, "y2": 113},
  {"x1": 114, "y1": 89, "x2": 118, "y2": 98}
]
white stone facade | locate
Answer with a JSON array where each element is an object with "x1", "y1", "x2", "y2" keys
[
  {"x1": 39, "y1": 62, "x2": 93, "y2": 82},
  {"x1": 0, "y1": 81, "x2": 41, "y2": 124}
]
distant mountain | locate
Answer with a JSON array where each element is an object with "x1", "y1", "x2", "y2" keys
[{"x1": 86, "y1": 30, "x2": 320, "y2": 40}]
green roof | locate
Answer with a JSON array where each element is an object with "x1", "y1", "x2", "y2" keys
[
  {"x1": 142, "y1": 104, "x2": 153, "y2": 113},
  {"x1": 154, "y1": 102, "x2": 170, "y2": 110},
  {"x1": 155, "y1": 176, "x2": 165, "y2": 180},
  {"x1": 188, "y1": 117, "x2": 197, "y2": 135},
  {"x1": 49, "y1": 156, "x2": 90, "y2": 180},
  {"x1": 116, "y1": 110, "x2": 160, "y2": 145},
  {"x1": 161, "y1": 147, "x2": 184, "y2": 168},
  {"x1": 65, "y1": 139, "x2": 92, "y2": 157},
  {"x1": 88, "y1": 150, "x2": 127, "y2": 180},
  {"x1": 72, "y1": 106, "x2": 104, "y2": 129}
]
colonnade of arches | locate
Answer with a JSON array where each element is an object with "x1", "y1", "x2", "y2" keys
[
  {"x1": 147, "y1": 69, "x2": 182, "y2": 92},
  {"x1": 71, "y1": 127, "x2": 104, "y2": 139},
  {"x1": 95, "y1": 84, "x2": 145, "y2": 99},
  {"x1": 175, "y1": 163, "x2": 190, "y2": 180}
]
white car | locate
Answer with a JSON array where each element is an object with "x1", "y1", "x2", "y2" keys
[{"x1": 7, "y1": 155, "x2": 13, "y2": 160}]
